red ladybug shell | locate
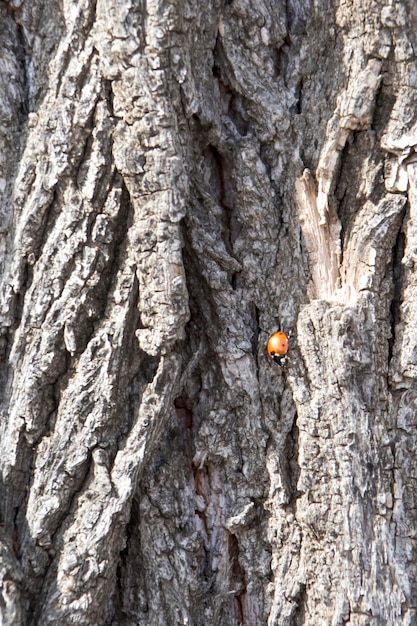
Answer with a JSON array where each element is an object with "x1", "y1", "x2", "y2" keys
[{"x1": 267, "y1": 331, "x2": 289, "y2": 358}]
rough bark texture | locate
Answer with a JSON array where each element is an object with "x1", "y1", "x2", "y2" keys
[{"x1": 1, "y1": 0, "x2": 417, "y2": 624}]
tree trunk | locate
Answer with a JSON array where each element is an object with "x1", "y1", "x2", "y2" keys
[{"x1": 1, "y1": 0, "x2": 416, "y2": 624}]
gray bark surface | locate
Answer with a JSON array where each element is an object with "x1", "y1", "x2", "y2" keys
[{"x1": 0, "y1": 0, "x2": 416, "y2": 624}]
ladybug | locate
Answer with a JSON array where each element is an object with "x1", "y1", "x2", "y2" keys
[{"x1": 267, "y1": 331, "x2": 289, "y2": 366}]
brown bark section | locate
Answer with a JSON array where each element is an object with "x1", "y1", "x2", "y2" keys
[{"x1": 0, "y1": 0, "x2": 416, "y2": 625}]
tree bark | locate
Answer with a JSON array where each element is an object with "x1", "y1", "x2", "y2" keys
[{"x1": 1, "y1": 0, "x2": 416, "y2": 624}]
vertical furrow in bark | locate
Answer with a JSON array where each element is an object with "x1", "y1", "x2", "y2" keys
[{"x1": 115, "y1": 0, "x2": 305, "y2": 622}]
